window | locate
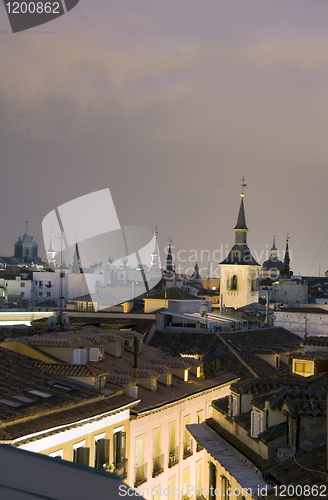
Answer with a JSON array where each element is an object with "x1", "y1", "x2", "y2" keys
[
  {"x1": 152, "y1": 485, "x2": 161, "y2": 500},
  {"x1": 46, "y1": 292, "x2": 51, "y2": 297},
  {"x1": 228, "y1": 394, "x2": 239, "y2": 417},
  {"x1": 94, "y1": 435, "x2": 110, "y2": 469},
  {"x1": 196, "y1": 460, "x2": 203, "y2": 500},
  {"x1": 183, "y1": 415, "x2": 193, "y2": 459},
  {"x1": 168, "y1": 421, "x2": 178, "y2": 467},
  {"x1": 221, "y1": 476, "x2": 231, "y2": 500},
  {"x1": 182, "y1": 467, "x2": 190, "y2": 498},
  {"x1": 20, "y1": 283, "x2": 25, "y2": 288},
  {"x1": 197, "y1": 410, "x2": 203, "y2": 424},
  {"x1": 20, "y1": 292, "x2": 24, "y2": 297},
  {"x1": 168, "y1": 476, "x2": 176, "y2": 500},
  {"x1": 73, "y1": 440, "x2": 90, "y2": 465},
  {"x1": 135, "y1": 434, "x2": 147, "y2": 487},
  {"x1": 39, "y1": 292, "x2": 42, "y2": 297},
  {"x1": 293, "y1": 360, "x2": 314, "y2": 377},
  {"x1": 113, "y1": 428, "x2": 127, "y2": 479},
  {"x1": 39, "y1": 281, "x2": 43, "y2": 288},
  {"x1": 251, "y1": 408, "x2": 266, "y2": 438},
  {"x1": 231, "y1": 275, "x2": 238, "y2": 291},
  {"x1": 152, "y1": 427, "x2": 163, "y2": 477}
]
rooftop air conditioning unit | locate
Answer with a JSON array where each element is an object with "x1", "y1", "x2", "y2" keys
[
  {"x1": 89, "y1": 347, "x2": 100, "y2": 362},
  {"x1": 73, "y1": 348, "x2": 87, "y2": 365},
  {"x1": 129, "y1": 385, "x2": 138, "y2": 398}
]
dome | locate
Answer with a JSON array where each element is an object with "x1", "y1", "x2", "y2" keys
[{"x1": 261, "y1": 257, "x2": 283, "y2": 271}]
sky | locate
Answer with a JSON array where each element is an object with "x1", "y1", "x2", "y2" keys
[{"x1": 1, "y1": 0, "x2": 328, "y2": 277}]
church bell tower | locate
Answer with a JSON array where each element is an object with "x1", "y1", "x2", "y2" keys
[{"x1": 219, "y1": 178, "x2": 260, "y2": 309}]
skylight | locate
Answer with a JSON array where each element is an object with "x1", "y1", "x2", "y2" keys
[
  {"x1": 27, "y1": 389, "x2": 52, "y2": 398},
  {"x1": 11, "y1": 394, "x2": 36, "y2": 404},
  {"x1": 0, "y1": 398, "x2": 23, "y2": 408}
]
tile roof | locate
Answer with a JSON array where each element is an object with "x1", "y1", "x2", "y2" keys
[
  {"x1": 149, "y1": 328, "x2": 301, "y2": 380},
  {"x1": 0, "y1": 347, "x2": 100, "y2": 430},
  {"x1": 34, "y1": 362, "x2": 109, "y2": 378},
  {"x1": 261, "y1": 446, "x2": 327, "y2": 498},
  {"x1": 5, "y1": 394, "x2": 137, "y2": 442},
  {"x1": 145, "y1": 287, "x2": 200, "y2": 300},
  {"x1": 281, "y1": 389, "x2": 326, "y2": 417},
  {"x1": 231, "y1": 377, "x2": 308, "y2": 395},
  {"x1": 302, "y1": 336, "x2": 328, "y2": 347},
  {"x1": 87, "y1": 343, "x2": 237, "y2": 413}
]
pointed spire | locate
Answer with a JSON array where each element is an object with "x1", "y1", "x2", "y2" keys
[
  {"x1": 271, "y1": 235, "x2": 277, "y2": 251},
  {"x1": 72, "y1": 242, "x2": 83, "y2": 273},
  {"x1": 166, "y1": 239, "x2": 174, "y2": 272},
  {"x1": 48, "y1": 232, "x2": 55, "y2": 253},
  {"x1": 280, "y1": 234, "x2": 292, "y2": 279},
  {"x1": 234, "y1": 197, "x2": 248, "y2": 230}
]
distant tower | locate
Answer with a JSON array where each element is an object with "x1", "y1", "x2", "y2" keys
[
  {"x1": 190, "y1": 262, "x2": 201, "y2": 279},
  {"x1": 71, "y1": 243, "x2": 83, "y2": 273},
  {"x1": 165, "y1": 239, "x2": 174, "y2": 273},
  {"x1": 260, "y1": 236, "x2": 283, "y2": 280},
  {"x1": 280, "y1": 235, "x2": 293, "y2": 279},
  {"x1": 149, "y1": 229, "x2": 161, "y2": 275},
  {"x1": 46, "y1": 232, "x2": 57, "y2": 270},
  {"x1": 219, "y1": 178, "x2": 260, "y2": 308},
  {"x1": 14, "y1": 221, "x2": 39, "y2": 263}
]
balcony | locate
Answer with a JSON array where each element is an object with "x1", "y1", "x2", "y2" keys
[
  {"x1": 152, "y1": 454, "x2": 164, "y2": 478},
  {"x1": 168, "y1": 446, "x2": 179, "y2": 468},
  {"x1": 196, "y1": 441, "x2": 204, "y2": 452},
  {"x1": 115, "y1": 458, "x2": 128, "y2": 480},
  {"x1": 134, "y1": 462, "x2": 148, "y2": 487},
  {"x1": 183, "y1": 439, "x2": 193, "y2": 459}
]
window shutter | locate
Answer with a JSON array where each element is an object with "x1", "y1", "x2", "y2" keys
[
  {"x1": 251, "y1": 410, "x2": 260, "y2": 437},
  {"x1": 113, "y1": 432, "x2": 118, "y2": 464},
  {"x1": 121, "y1": 432, "x2": 126, "y2": 460},
  {"x1": 96, "y1": 439, "x2": 110, "y2": 468},
  {"x1": 83, "y1": 447, "x2": 90, "y2": 466}
]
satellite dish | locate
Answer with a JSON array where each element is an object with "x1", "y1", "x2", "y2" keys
[
  {"x1": 199, "y1": 305, "x2": 208, "y2": 317},
  {"x1": 47, "y1": 316, "x2": 57, "y2": 328},
  {"x1": 61, "y1": 313, "x2": 70, "y2": 327}
]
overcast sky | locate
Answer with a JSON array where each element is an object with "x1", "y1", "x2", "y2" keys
[{"x1": 1, "y1": 0, "x2": 328, "y2": 276}]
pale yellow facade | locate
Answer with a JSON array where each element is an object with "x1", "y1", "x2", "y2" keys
[{"x1": 219, "y1": 264, "x2": 260, "y2": 309}]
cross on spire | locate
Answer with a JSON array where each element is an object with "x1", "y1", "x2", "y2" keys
[
  {"x1": 286, "y1": 232, "x2": 290, "y2": 241},
  {"x1": 155, "y1": 225, "x2": 158, "y2": 238},
  {"x1": 25, "y1": 220, "x2": 28, "y2": 234},
  {"x1": 240, "y1": 176, "x2": 247, "y2": 197}
]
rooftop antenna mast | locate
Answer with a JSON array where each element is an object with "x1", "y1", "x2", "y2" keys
[{"x1": 240, "y1": 176, "x2": 247, "y2": 197}]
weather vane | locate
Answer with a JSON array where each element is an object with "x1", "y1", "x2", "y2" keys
[{"x1": 240, "y1": 176, "x2": 247, "y2": 197}]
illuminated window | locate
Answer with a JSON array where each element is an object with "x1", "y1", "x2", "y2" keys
[{"x1": 293, "y1": 360, "x2": 313, "y2": 377}]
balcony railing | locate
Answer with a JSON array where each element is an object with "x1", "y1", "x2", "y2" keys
[
  {"x1": 152, "y1": 453, "x2": 164, "y2": 477},
  {"x1": 115, "y1": 458, "x2": 128, "y2": 480},
  {"x1": 196, "y1": 441, "x2": 204, "y2": 452},
  {"x1": 168, "y1": 446, "x2": 179, "y2": 468},
  {"x1": 183, "y1": 439, "x2": 193, "y2": 459},
  {"x1": 134, "y1": 462, "x2": 148, "y2": 487}
]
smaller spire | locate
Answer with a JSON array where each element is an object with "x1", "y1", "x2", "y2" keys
[
  {"x1": 166, "y1": 238, "x2": 174, "y2": 272},
  {"x1": 280, "y1": 235, "x2": 292, "y2": 279}
]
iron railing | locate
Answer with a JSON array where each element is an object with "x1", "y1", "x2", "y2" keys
[
  {"x1": 134, "y1": 462, "x2": 148, "y2": 487},
  {"x1": 168, "y1": 446, "x2": 179, "y2": 468},
  {"x1": 183, "y1": 439, "x2": 193, "y2": 459},
  {"x1": 115, "y1": 458, "x2": 128, "y2": 480},
  {"x1": 152, "y1": 454, "x2": 164, "y2": 477}
]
